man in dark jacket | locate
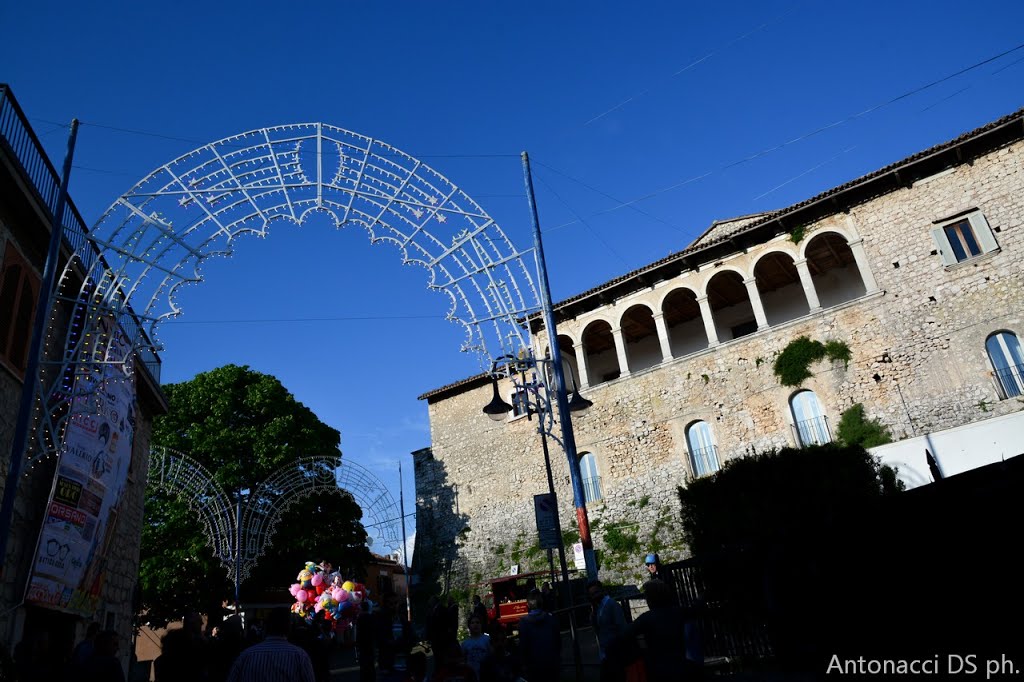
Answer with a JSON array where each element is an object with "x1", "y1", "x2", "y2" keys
[{"x1": 517, "y1": 589, "x2": 561, "y2": 682}]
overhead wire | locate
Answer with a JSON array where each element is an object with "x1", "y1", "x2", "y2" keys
[
  {"x1": 584, "y1": 3, "x2": 802, "y2": 126},
  {"x1": 531, "y1": 170, "x2": 631, "y2": 269},
  {"x1": 550, "y1": 41, "x2": 1024, "y2": 230}
]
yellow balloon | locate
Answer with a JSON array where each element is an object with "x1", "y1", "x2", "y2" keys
[{"x1": 342, "y1": 581, "x2": 355, "y2": 592}]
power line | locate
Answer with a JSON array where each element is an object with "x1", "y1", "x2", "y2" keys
[
  {"x1": 532, "y1": 170, "x2": 631, "y2": 269},
  {"x1": 551, "y1": 41, "x2": 1024, "y2": 229},
  {"x1": 584, "y1": 4, "x2": 801, "y2": 126},
  {"x1": 532, "y1": 159, "x2": 687, "y2": 235}
]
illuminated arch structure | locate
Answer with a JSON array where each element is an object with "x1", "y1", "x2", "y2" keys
[
  {"x1": 28, "y1": 123, "x2": 539, "y2": 466},
  {"x1": 148, "y1": 447, "x2": 402, "y2": 582}
]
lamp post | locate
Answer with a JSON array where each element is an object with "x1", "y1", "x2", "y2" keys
[
  {"x1": 519, "y1": 151, "x2": 599, "y2": 581},
  {"x1": 483, "y1": 352, "x2": 590, "y2": 680}
]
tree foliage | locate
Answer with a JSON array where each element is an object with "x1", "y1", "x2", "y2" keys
[
  {"x1": 141, "y1": 365, "x2": 369, "y2": 627},
  {"x1": 677, "y1": 443, "x2": 904, "y2": 555}
]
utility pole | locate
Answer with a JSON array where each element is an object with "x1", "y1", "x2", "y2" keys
[{"x1": 0, "y1": 119, "x2": 79, "y2": 578}]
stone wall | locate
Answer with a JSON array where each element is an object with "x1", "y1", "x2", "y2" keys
[
  {"x1": 417, "y1": 136, "x2": 1024, "y2": 590},
  {"x1": 0, "y1": 161, "x2": 164, "y2": 675}
]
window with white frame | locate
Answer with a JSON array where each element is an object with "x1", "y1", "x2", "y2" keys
[
  {"x1": 579, "y1": 452, "x2": 602, "y2": 503},
  {"x1": 790, "y1": 390, "x2": 831, "y2": 447},
  {"x1": 930, "y1": 210, "x2": 999, "y2": 265},
  {"x1": 987, "y1": 331, "x2": 1024, "y2": 399},
  {"x1": 686, "y1": 421, "x2": 720, "y2": 477}
]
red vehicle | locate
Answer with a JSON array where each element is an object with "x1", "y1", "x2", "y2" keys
[{"x1": 477, "y1": 570, "x2": 550, "y2": 629}]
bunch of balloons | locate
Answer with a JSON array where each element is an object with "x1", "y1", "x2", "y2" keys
[{"x1": 288, "y1": 561, "x2": 371, "y2": 631}]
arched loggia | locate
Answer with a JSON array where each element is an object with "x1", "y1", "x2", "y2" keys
[{"x1": 30, "y1": 124, "x2": 539, "y2": 464}]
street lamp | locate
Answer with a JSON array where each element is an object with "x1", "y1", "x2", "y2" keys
[{"x1": 483, "y1": 351, "x2": 591, "y2": 679}]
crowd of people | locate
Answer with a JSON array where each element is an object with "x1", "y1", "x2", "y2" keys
[{"x1": 5, "y1": 551, "x2": 698, "y2": 682}]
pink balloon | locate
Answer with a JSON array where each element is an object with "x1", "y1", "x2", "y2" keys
[
  {"x1": 313, "y1": 603, "x2": 323, "y2": 613},
  {"x1": 337, "y1": 589, "x2": 349, "y2": 602},
  {"x1": 296, "y1": 590, "x2": 308, "y2": 603},
  {"x1": 311, "y1": 573, "x2": 323, "y2": 587},
  {"x1": 330, "y1": 587, "x2": 344, "y2": 602},
  {"x1": 289, "y1": 583, "x2": 302, "y2": 597}
]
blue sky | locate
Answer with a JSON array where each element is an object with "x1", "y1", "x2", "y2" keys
[{"x1": 3, "y1": 1, "x2": 1022, "y2": 557}]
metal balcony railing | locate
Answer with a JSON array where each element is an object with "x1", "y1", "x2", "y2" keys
[
  {"x1": 794, "y1": 415, "x2": 831, "y2": 447},
  {"x1": 994, "y1": 364, "x2": 1024, "y2": 399},
  {"x1": 0, "y1": 84, "x2": 160, "y2": 380},
  {"x1": 690, "y1": 445, "x2": 721, "y2": 477},
  {"x1": 582, "y1": 475, "x2": 603, "y2": 503}
]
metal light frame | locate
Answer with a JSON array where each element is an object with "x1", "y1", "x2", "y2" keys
[
  {"x1": 147, "y1": 448, "x2": 402, "y2": 588},
  {"x1": 27, "y1": 123, "x2": 540, "y2": 467}
]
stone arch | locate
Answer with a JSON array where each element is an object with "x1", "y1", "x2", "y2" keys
[
  {"x1": 753, "y1": 250, "x2": 808, "y2": 326},
  {"x1": 30, "y1": 124, "x2": 539, "y2": 463},
  {"x1": 705, "y1": 270, "x2": 757, "y2": 342},
  {"x1": 660, "y1": 286, "x2": 706, "y2": 358},
  {"x1": 619, "y1": 303, "x2": 660, "y2": 373},
  {"x1": 697, "y1": 265, "x2": 748, "y2": 297},
  {"x1": 802, "y1": 231, "x2": 866, "y2": 308},
  {"x1": 581, "y1": 319, "x2": 620, "y2": 385}
]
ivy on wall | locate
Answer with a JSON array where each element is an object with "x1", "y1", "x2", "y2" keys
[
  {"x1": 789, "y1": 224, "x2": 807, "y2": 244},
  {"x1": 772, "y1": 336, "x2": 851, "y2": 387}
]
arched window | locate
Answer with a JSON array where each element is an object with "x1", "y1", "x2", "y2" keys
[
  {"x1": 579, "y1": 452, "x2": 602, "y2": 503},
  {"x1": 987, "y1": 331, "x2": 1024, "y2": 398},
  {"x1": 790, "y1": 390, "x2": 831, "y2": 447},
  {"x1": 686, "y1": 421, "x2": 720, "y2": 477}
]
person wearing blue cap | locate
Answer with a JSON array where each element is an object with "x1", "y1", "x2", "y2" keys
[{"x1": 644, "y1": 552, "x2": 662, "y2": 581}]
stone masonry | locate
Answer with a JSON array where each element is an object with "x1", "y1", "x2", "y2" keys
[{"x1": 416, "y1": 110, "x2": 1024, "y2": 590}]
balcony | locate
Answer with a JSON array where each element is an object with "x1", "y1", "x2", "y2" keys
[
  {"x1": 582, "y1": 475, "x2": 603, "y2": 504},
  {"x1": 794, "y1": 416, "x2": 831, "y2": 447},
  {"x1": 689, "y1": 445, "x2": 721, "y2": 477},
  {"x1": 995, "y1": 364, "x2": 1024, "y2": 399}
]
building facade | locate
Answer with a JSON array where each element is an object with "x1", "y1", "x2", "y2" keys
[
  {"x1": 415, "y1": 108, "x2": 1024, "y2": 588},
  {"x1": 0, "y1": 85, "x2": 166, "y2": 671}
]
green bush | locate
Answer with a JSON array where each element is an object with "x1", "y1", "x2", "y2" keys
[
  {"x1": 836, "y1": 403, "x2": 892, "y2": 448},
  {"x1": 677, "y1": 443, "x2": 904, "y2": 555}
]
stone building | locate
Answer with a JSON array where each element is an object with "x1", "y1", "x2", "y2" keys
[
  {"x1": 0, "y1": 85, "x2": 166, "y2": 672},
  {"x1": 415, "y1": 107, "x2": 1024, "y2": 589}
]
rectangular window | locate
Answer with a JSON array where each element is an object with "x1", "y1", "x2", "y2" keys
[
  {"x1": 931, "y1": 210, "x2": 998, "y2": 266},
  {"x1": 0, "y1": 243, "x2": 40, "y2": 379}
]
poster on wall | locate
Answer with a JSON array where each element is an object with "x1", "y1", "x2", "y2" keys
[{"x1": 25, "y1": 316, "x2": 137, "y2": 616}]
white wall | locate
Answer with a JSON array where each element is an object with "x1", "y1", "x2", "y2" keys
[
  {"x1": 587, "y1": 346, "x2": 620, "y2": 385},
  {"x1": 811, "y1": 263, "x2": 865, "y2": 308},
  {"x1": 760, "y1": 282, "x2": 810, "y2": 326},
  {"x1": 626, "y1": 334, "x2": 662, "y2": 372},
  {"x1": 871, "y1": 411, "x2": 1024, "y2": 489},
  {"x1": 712, "y1": 299, "x2": 757, "y2": 341},
  {"x1": 667, "y1": 317, "x2": 708, "y2": 357}
]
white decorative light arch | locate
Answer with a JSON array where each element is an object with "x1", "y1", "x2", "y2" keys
[
  {"x1": 148, "y1": 448, "x2": 402, "y2": 582},
  {"x1": 31, "y1": 124, "x2": 539, "y2": 464}
]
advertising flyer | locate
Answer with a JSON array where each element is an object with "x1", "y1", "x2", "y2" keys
[{"x1": 25, "y1": 320, "x2": 137, "y2": 615}]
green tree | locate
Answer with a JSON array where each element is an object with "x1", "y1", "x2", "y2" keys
[
  {"x1": 141, "y1": 365, "x2": 369, "y2": 626},
  {"x1": 677, "y1": 443, "x2": 904, "y2": 554}
]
